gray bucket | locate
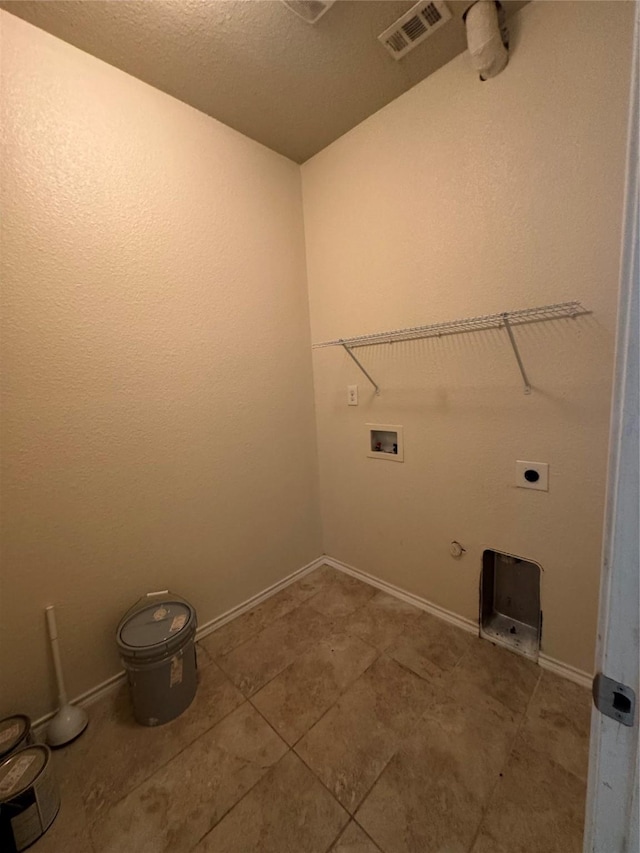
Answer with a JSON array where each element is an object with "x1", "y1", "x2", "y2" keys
[{"x1": 116, "y1": 592, "x2": 198, "y2": 727}]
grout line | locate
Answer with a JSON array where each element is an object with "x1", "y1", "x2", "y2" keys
[
  {"x1": 189, "y1": 633, "x2": 377, "y2": 852},
  {"x1": 214, "y1": 620, "x2": 340, "y2": 702},
  {"x1": 291, "y1": 651, "x2": 382, "y2": 753},
  {"x1": 246, "y1": 695, "x2": 294, "y2": 748},
  {"x1": 348, "y1": 747, "x2": 398, "y2": 819},
  {"x1": 464, "y1": 668, "x2": 543, "y2": 853},
  {"x1": 230, "y1": 606, "x2": 371, "y2": 817},
  {"x1": 195, "y1": 556, "x2": 327, "y2": 644},
  {"x1": 387, "y1": 652, "x2": 445, "y2": 684},
  {"x1": 202, "y1": 594, "x2": 305, "y2": 661},
  {"x1": 247, "y1": 642, "x2": 383, "y2": 750},
  {"x1": 322, "y1": 825, "x2": 346, "y2": 853},
  {"x1": 186, "y1": 747, "x2": 294, "y2": 853},
  {"x1": 313, "y1": 646, "x2": 384, "y2": 736},
  {"x1": 293, "y1": 650, "x2": 437, "y2": 821},
  {"x1": 352, "y1": 818, "x2": 386, "y2": 853},
  {"x1": 220, "y1": 577, "x2": 392, "y2": 721},
  {"x1": 205, "y1": 567, "x2": 344, "y2": 677},
  {"x1": 214, "y1": 575, "x2": 388, "y2": 734},
  {"x1": 86, "y1": 676, "x2": 248, "y2": 831},
  {"x1": 209, "y1": 607, "x2": 338, "y2": 697},
  {"x1": 321, "y1": 823, "x2": 351, "y2": 853},
  {"x1": 344, "y1": 668, "x2": 455, "y2": 826},
  {"x1": 282, "y1": 648, "x2": 386, "y2": 811},
  {"x1": 293, "y1": 742, "x2": 357, "y2": 816}
]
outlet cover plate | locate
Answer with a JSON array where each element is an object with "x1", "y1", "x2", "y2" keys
[{"x1": 516, "y1": 460, "x2": 549, "y2": 491}]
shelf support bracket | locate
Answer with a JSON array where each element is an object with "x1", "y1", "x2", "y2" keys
[
  {"x1": 502, "y1": 314, "x2": 531, "y2": 395},
  {"x1": 342, "y1": 344, "x2": 380, "y2": 395}
]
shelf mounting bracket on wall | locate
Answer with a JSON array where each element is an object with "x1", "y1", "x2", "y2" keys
[
  {"x1": 502, "y1": 313, "x2": 531, "y2": 395},
  {"x1": 313, "y1": 302, "x2": 588, "y2": 396},
  {"x1": 342, "y1": 344, "x2": 380, "y2": 395}
]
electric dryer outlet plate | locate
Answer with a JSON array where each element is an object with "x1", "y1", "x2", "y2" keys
[{"x1": 516, "y1": 460, "x2": 549, "y2": 491}]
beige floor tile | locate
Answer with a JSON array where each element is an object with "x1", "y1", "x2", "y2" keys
[
  {"x1": 341, "y1": 591, "x2": 423, "y2": 651},
  {"x1": 470, "y1": 743, "x2": 587, "y2": 853},
  {"x1": 31, "y1": 747, "x2": 94, "y2": 853},
  {"x1": 449, "y1": 637, "x2": 540, "y2": 715},
  {"x1": 387, "y1": 611, "x2": 473, "y2": 679},
  {"x1": 195, "y1": 751, "x2": 349, "y2": 853},
  {"x1": 332, "y1": 822, "x2": 383, "y2": 852},
  {"x1": 287, "y1": 564, "x2": 344, "y2": 601},
  {"x1": 90, "y1": 702, "x2": 287, "y2": 853},
  {"x1": 196, "y1": 640, "x2": 215, "y2": 668},
  {"x1": 217, "y1": 603, "x2": 333, "y2": 696},
  {"x1": 295, "y1": 656, "x2": 438, "y2": 813},
  {"x1": 251, "y1": 631, "x2": 378, "y2": 745},
  {"x1": 519, "y1": 670, "x2": 591, "y2": 780},
  {"x1": 30, "y1": 574, "x2": 588, "y2": 853},
  {"x1": 64, "y1": 660, "x2": 244, "y2": 822},
  {"x1": 199, "y1": 587, "x2": 301, "y2": 659},
  {"x1": 307, "y1": 572, "x2": 377, "y2": 618},
  {"x1": 356, "y1": 690, "x2": 520, "y2": 853}
]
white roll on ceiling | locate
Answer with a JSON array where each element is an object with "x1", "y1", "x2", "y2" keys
[{"x1": 464, "y1": 1, "x2": 509, "y2": 80}]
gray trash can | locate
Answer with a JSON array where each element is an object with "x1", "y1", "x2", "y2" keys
[{"x1": 116, "y1": 592, "x2": 197, "y2": 726}]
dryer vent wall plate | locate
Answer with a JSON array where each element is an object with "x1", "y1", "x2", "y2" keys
[{"x1": 516, "y1": 461, "x2": 549, "y2": 491}]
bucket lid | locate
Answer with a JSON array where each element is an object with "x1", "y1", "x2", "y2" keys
[
  {"x1": 0, "y1": 715, "x2": 30, "y2": 760},
  {"x1": 117, "y1": 598, "x2": 196, "y2": 659},
  {"x1": 0, "y1": 745, "x2": 48, "y2": 801}
]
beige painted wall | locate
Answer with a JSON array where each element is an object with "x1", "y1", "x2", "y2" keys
[
  {"x1": 302, "y1": 0, "x2": 634, "y2": 675},
  {"x1": 0, "y1": 12, "x2": 321, "y2": 720}
]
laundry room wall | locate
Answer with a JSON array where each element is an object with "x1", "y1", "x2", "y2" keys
[
  {"x1": 301, "y1": 0, "x2": 635, "y2": 676},
  {"x1": 0, "y1": 12, "x2": 321, "y2": 720}
]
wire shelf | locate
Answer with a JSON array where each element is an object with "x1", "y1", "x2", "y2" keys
[
  {"x1": 312, "y1": 301, "x2": 589, "y2": 396},
  {"x1": 312, "y1": 301, "x2": 586, "y2": 349}
]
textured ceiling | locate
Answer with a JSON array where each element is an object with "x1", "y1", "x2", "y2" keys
[{"x1": 1, "y1": 0, "x2": 527, "y2": 162}]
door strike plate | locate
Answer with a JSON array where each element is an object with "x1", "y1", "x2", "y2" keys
[{"x1": 592, "y1": 673, "x2": 636, "y2": 727}]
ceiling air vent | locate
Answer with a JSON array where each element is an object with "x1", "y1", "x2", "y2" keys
[{"x1": 378, "y1": 1, "x2": 452, "y2": 60}]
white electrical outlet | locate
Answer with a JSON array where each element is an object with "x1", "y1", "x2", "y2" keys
[
  {"x1": 347, "y1": 385, "x2": 358, "y2": 406},
  {"x1": 516, "y1": 461, "x2": 549, "y2": 491}
]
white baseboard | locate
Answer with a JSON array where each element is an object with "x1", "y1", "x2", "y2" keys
[
  {"x1": 324, "y1": 556, "x2": 593, "y2": 689},
  {"x1": 538, "y1": 653, "x2": 592, "y2": 689},
  {"x1": 322, "y1": 556, "x2": 478, "y2": 636},
  {"x1": 33, "y1": 555, "x2": 327, "y2": 733},
  {"x1": 195, "y1": 555, "x2": 326, "y2": 641},
  {"x1": 33, "y1": 670, "x2": 127, "y2": 735},
  {"x1": 33, "y1": 553, "x2": 592, "y2": 734}
]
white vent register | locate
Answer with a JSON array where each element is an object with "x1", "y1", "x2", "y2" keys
[{"x1": 378, "y1": 1, "x2": 452, "y2": 60}]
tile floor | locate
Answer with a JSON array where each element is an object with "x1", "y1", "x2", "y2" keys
[{"x1": 33, "y1": 565, "x2": 591, "y2": 853}]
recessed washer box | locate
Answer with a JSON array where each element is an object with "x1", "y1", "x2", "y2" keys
[{"x1": 367, "y1": 424, "x2": 404, "y2": 462}]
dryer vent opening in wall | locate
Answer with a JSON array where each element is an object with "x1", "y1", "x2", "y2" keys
[{"x1": 480, "y1": 550, "x2": 541, "y2": 660}]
